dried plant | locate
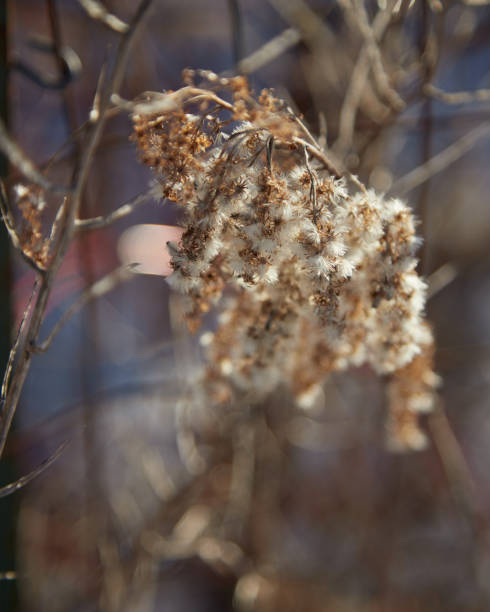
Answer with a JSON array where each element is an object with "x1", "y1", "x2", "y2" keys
[
  {"x1": 133, "y1": 70, "x2": 439, "y2": 451},
  {"x1": 3, "y1": 2, "x2": 490, "y2": 610}
]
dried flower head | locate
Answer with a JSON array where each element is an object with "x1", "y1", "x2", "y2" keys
[
  {"x1": 12, "y1": 183, "x2": 51, "y2": 268},
  {"x1": 133, "y1": 69, "x2": 439, "y2": 451}
]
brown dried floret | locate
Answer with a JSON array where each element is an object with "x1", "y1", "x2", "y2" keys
[{"x1": 133, "y1": 70, "x2": 439, "y2": 451}]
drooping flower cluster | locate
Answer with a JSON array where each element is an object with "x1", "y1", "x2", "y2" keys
[
  {"x1": 11, "y1": 183, "x2": 50, "y2": 268},
  {"x1": 133, "y1": 70, "x2": 439, "y2": 450}
]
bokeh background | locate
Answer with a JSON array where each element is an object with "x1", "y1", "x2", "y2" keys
[{"x1": 2, "y1": 1, "x2": 490, "y2": 610}]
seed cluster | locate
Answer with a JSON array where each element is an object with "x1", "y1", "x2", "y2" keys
[
  {"x1": 133, "y1": 70, "x2": 438, "y2": 450},
  {"x1": 11, "y1": 184, "x2": 50, "y2": 268}
]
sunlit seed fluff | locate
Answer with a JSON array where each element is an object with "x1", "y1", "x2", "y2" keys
[
  {"x1": 296, "y1": 384, "x2": 323, "y2": 410},
  {"x1": 326, "y1": 240, "x2": 347, "y2": 257},
  {"x1": 133, "y1": 72, "x2": 439, "y2": 452},
  {"x1": 336, "y1": 259, "x2": 355, "y2": 279},
  {"x1": 309, "y1": 255, "x2": 334, "y2": 278}
]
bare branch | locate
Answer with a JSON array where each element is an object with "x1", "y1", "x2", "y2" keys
[
  {"x1": 223, "y1": 422, "x2": 255, "y2": 539},
  {"x1": 290, "y1": 109, "x2": 322, "y2": 149},
  {"x1": 48, "y1": 195, "x2": 70, "y2": 247},
  {"x1": 318, "y1": 111, "x2": 327, "y2": 150},
  {"x1": 0, "y1": 120, "x2": 70, "y2": 194},
  {"x1": 424, "y1": 83, "x2": 490, "y2": 105},
  {"x1": 0, "y1": 440, "x2": 69, "y2": 498},
  {"x1": 428, "y1": 400, "x2": 481, "y2": 521},
  {"x1": 333, "y1": 4, "x2": 395, "y2": 156},
  {"x1": 1, "y1": 280, "x2": 39, "y2": 401},
  {"x1": 391, "y1": 121, "x2": 490, "y2": 196},
  {"x1": 113, "y1": 86, "x2": 234, "y2": 116},
  {"x1": 0, "y1": 0, "x2": 154, "y2": 461},
  {"x1": 76, "y1": 186, "x2": 156, "y2": 230},
  {"x1": 294, "y1": 137, "x2": 367, "y2": 193},
  {"x1": 78, "y1": 0, "x2": 129, "y2": 33},
  {"x1": 427, "y1": 262, "x2": 458, "y2": 299},
  {"x1": 8, "y1": 41, "x2": 81, "y2": 91},
  {"x1": 238, "y1": 28, "x2": 301, "y2": 75},
  {"x1": 343, "y1": 0, "x2": 405, "y2": 111},
  {"x1": 267, "y1": 0, "x2": 335, "y2": 50},
  {"x1": 0, "y1": 181, "x2": 22, "y2": 251},
  {"x1": 294, "y1": 137, "x2": 341, "y2": 178},
  {"x1": 32, "y1": 265, "x2": 136, "y2": 354},
  {"x1": 227, "y1": 0, "x2": 245, "y2": 66},
  {"x1": 88, "y1": 61, "x2": 108, "y2": 123}
]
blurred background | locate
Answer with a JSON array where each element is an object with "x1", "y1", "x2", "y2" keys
[{"x1": 2, "y1": 0, "x2": 490, "y2": 610}]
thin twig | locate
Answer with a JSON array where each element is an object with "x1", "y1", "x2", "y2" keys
[
  {"x1": 318, "y1": 112, "x2": 327, "y2": 150},
  {"x1": 78, "y1": 0, "x2": 129, "y2": 33},
  {"x1": 0, "y1": 181, "x2": 21, "y2": 250},
  {"x1": 267, "y1": 0, "x2": 335, "y2": 50},
  {"x1": 8, "y1": 42, "x2": 81, "y2": 91},
  {"x1": 350, "y1": 0, "x2": 404, "y2": 110},
  {"x1": 294, "y1": 137, "x2": 341, "y2": 178},
  {"x1": 0, "y1": 280, "x2": 39, "y2": 401},
  {"x1": 47, "y1": 0, "x2": 80, "y2": 135},
  {"x1": 41, "y1": 107, "x2": 122, "y2": 175},
  {"x1": 428, "y1": 400, "x2": 481, "y2": 521},
  {"x1": 0, "y1": 439, "x2": 69, "y2": 498},
  {"x1": 290, "y1": 109, "x2": 321, "y2": 149},
  {"x1": 186, "y1": 88, "x2": 235, "y2": 111},
  {"x1": 237, "y1": 28, "x2": 301, "y2": 75},
  {"x1": 346, "y1": 0, "x2": 403, "y2": 110},
  {"x1": 223, "y1": 422, "x2": 255, "y2": 540},
  {"x1": 391, "y1": 121, "x2": 490, "y2": 196},
  {"x1": 0, "y1": 120, "x2": 70, "y2": 194},
  {"x1": 48, "y1": 195, "x2": 69, "y2": 246},
  {"x1": 303, "y1": 145, "x2": 318, "y2": 223},
  {"x1": 424, "y1": 83, "x2": 490, "y2": 105},
  {"x1": 113, "y1": 86, "x2": 234, "y2": 116},
  {"x1": 32, "y1": 265, "x2": 136, "y2": 354},
  {"x1": 227, "y1": 0, "x2": 245, "y2": 67},
  {"x1": 427, "y1": 262, "x2": 458, "y2": 299},
  {"x1": 333, "y1": 4, "x2": 395, "y2": 156},
  {"x1": 294, "y1": 137, "x2": 367, "y2": 193},
  {"x1": 416, "y1": 0, "x2": 435, "y2": 276},
  {"x1": 0, "y1": 0, "x2": 154, "y2": 461},
  {"x1": 75, "y1": 186, "x2": 156, "y2": 230},
  {"x1": 89, "y1": 61, "x2": 108, "y2": 123}
]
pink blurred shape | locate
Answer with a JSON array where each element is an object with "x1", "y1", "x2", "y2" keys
[{"x1": 118, "y1": 224, "x2": 183, "y2": 276}]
